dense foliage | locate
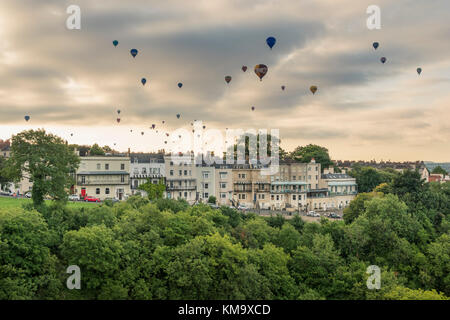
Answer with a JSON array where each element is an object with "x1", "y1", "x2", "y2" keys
[
  {"x1": 4, "y1": 130, "x2": 80, "y2": 206},
  {"x1": 0, "y1": 172, "x2": 448, "y2": 300}
]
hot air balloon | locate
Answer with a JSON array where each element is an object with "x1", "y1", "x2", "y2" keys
[
  {"x1": 380, "y1": 57, "x2": 387, "y2": 64},
  {"x1": 242, "y1": 66, "x2": 247, "y2": 72},
  {"x1": 117, "y1": 110, "x2": 121, "y2": 115},
  {"x1": 162, "y1": 120, "x2": 165, "y2": 124},
  {"x1": 251, "y1": 106, "x2": 255, "y2": 111},
  {"x1": 113, "y1": 40, "x2": 119, "y2": 47},
  {"x1": 117, "y1": 118, "x2": 121, "y2": 123},
  {"x1": 130, "y1": 49, "x2": 138, "y2": 58},
  {"x1": 141, "y1": 132, "x2": 144, "y2": 136},
  {"x1": 178, "y1": 83, "x2": 183, "y2": 88},
  {"x1": 266, "y1": 37, "x2": 276, "y2": 49},
  {"x1": 70, "y1": 133, "x2": 73, "y2": 137},
  {"x1": 254, "y1": 64, "x2": 268, "y2": 81},
  {"x1": 281, "y1": 85, "x2": 285, "y2": 91},
  {"x1": 373, "y1": 42, "x2": 379, "y2": 50},
  {"x1": 176, "y1": 114, "x2": 180, "y2": 119},
  {"x1": 225, "y1": 76, "x2": 232, "y2": 84},
  {"x1": 164, "y1": 141, "x2": 167, "y2": 144},
  {"x1": 24, "y1": 115, "x2": 30, "y2": 122},
  {"x1": 152, "y1": 124, "x2": 156, "y2": 129},
  {"x1": 114, "y1": 143, "x2": 116, "y2": 146},
  {"x1": 310, "y1": 86, "x2": 318, "y2": 95},
  {"x1": 141, "y1": 78, "x2": 147, "y2": 86},
  {"x1": 203, "y1": 125, "x2": 206, "y2": 129},
  {"x1": 166, "y1": 133, "x2": 169, "y2": 137},
  {"x1": 130, "y1": 130, "x2": 133, "y2": 133},
  {"x1": 417, "y1": 67, "x2": 422, "y2": 75}
]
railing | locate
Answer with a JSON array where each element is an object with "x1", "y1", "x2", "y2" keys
[{"x1": 166, "y1": 186, "x2": 196, "y2": 191}]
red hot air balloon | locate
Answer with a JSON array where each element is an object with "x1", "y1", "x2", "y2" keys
[
  {"x1": 117, "y1": 118, "x2": 121, "y2": 123},
  {"x1": 225, "y1": 76, "x2": 232, "y2": 84},
  {"x1": 242, "y1": 66, "x2": 247, "y2": 72}
]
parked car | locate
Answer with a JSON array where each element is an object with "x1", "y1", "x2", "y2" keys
[
  {"x1": 237, "y1": 204, "x2": 247, "y2": 211},
  {"x1": 307, "y1": 211, "x2": 316, "y2": 216},
  {"x1": 208, "y1": 203, "x2": 220, "y2": 209},
  {"x1": 104, "y1": 197, "x2": 119, "y2": 203},
  {"x1": 313, "y1": 212, "x2": 321, "y2": 217},
  {"x1": 68, "y1": 194, "x2": 80, "y2": 201},
  {"x1": 84, "y1": 196, "x2": 100, "y2": 203},
  {"x1": 25, "y1": 192, "x2": 32, "y2": 198}
]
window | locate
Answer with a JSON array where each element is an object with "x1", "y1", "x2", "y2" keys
[
  {"x1": 81, "y1": 176, "x2": 86, "y2": 184},
  {"x1": 220, "y1": 193, "x2": 226, "y2": 198},
  {"x1": 315, "y1": 167, "x2": 318, "y2": 171},
  {"x1": 276, "y1": 195, "x2": 279, "y2": 201},
  {"x1": 204, "y1": 183, "x2": 209, "y2": 189},
  {"x1": 184, "y1": 170, "x2": 187, "y2": 176},
  {"x1": 242, "y1": 194, "x2": 246, "y2": 199},
  {"x1": 271, "y1": 195, "x2": 274, "y2": 200},
  {"x1": 293, "y1": 175, "x2": 296, "y2": 180},
  {"x1": 220, "y1": 172, "x2": 227, "y2": 179},
  {"x1": 203, "y1": 172, "x2": 209, "y2": 179},
  {"x1": 308, "y1": 175, "x2": 311, "y2": 180},
  {"x1": 105, "y1": 188, "x2": 110, "y2": 195},
  {"x1": 204, "y1": 193, "x2": 209, "y2": 198},
  {"x1": 179, "y1": 192, "x2": 182, "y2": 197},
  {"x1": 242, "y1": 174, "x2": 246, "y2": 179},
  {"x1": 97, "y1": 163, "x2": 101, "y2": 170},
  {"x1": 121, "y1": 164, "x2": 125, "y2": 170},
  {"x1": 184, "y1": 192, "x2": 188, "y2": 197},
  {"x1": 221, "y1": 183, "x2": 226, "y2": 189},
  {"x1": 105, "y1": 164, "x2": 109, "y2": 170},
  {"x1": 293, "y1": 195, "x2": 296, "y2": 200},
  {"x1": 142, "y1": 168, "x2": 147, "y2": 174},
  {"x1": 121, "y1": 175, "x2": 125, "y2": 183},
  {"x1": 170, "y1": 170, "x2": 174, "y2": 176},
  {"x1": 96, "y1": 188, "x2": 100, "y2": 195}
]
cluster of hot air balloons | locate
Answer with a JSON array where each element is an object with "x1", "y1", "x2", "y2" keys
[{"x1": 373, "y1": 41, "x2": 422, "y2": 74}]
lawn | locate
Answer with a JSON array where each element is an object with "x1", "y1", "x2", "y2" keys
[{"x1": 0, "y1": 196, "x2": 100, "y2": 209}]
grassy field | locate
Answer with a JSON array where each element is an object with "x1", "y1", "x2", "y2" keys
[{"x1": 0, "y1": 196, "x2": 100, "y2": 209}]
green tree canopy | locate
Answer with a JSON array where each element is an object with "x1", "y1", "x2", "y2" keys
[
  {"x1": 288, "y1": 144, "x2": 333, "y2": 172},
  {"x1": 431, "y1": 166, "x2": 448, "y2": 176},
  {"x1": 89, "y1": 143, "x2": 105, "y2": 156},
  {"x1": 5, "y1": 129, "x2": 80, "y2": 207}
]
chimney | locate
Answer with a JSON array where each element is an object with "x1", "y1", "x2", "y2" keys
[{"x1": 127, "y1": 148, "x2": 130, "y2": 157}]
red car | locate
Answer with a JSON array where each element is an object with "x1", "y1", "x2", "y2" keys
[{"x1": 84, "y1": 196, "x2": 100, "y2": 203}]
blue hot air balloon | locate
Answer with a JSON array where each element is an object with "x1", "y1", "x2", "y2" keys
[
  {"x1": 380, "y1": 57, "x2": 387, "y2": 64},
  {"x1": 178, "y1": 82, "x2": 183, "y2": 88},
  {"x1": 417, "y1": 67, "x2": 422, "y2": 75},
  {"x1": 130, "y1": 49, "x2": 138, "y2": 58},
  {"x1": 373, "y1": 42, "x2": 379, "y2": 50},
  {"x1": 266, "y1": 37, "x2": 276, "y2": 49},
  {"x1": 176, "y1": 114, "x2": 181, "y2": 119},
  {"x1": 141, "y1": 78, "x2": 147, "y2": 86},
  {"x1": 24, "y1": 115, "x2": 30, "y2": 122},
  {"x1": 113, "y1": 40, "x2": 119, "y2": 47}
]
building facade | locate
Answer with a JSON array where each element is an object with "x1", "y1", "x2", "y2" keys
[
  {"x1": 74, "y1": 156, "x2": 131, "y2": 200},
  {"x1": 165, "y1": 154, "x2": 197, "y2": 204}
]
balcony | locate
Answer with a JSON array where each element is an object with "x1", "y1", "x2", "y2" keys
[{"x1": 166, "y1": 185, "x2": 196, "y2": 191}]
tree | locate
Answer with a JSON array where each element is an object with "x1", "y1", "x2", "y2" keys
[
  {"x1": 6, "y1": 129, "x2": 80, "y2": 207},
  {"x1": 431, "y1": 166, "x2": 448, "y2": 176},
  {"x1": 348, "y1": 166, "x2": 389, "y2": 193},
  {"x1": 288, "y1": 144, "x2": 333, "y2": 172},
  {"x1": 89, "y1": 143, "x2": 105, "y2": 156},
  {"x1": 343, "y1": 192, "x2": 380, "y2": 224},
  {"x1": 0, "y1": 156, "x2": 11, "y2": 190},
  {"x1": 208, "y1": 195, "x2": 217, "y2": 204},
  {"x1": 138, "y1": 179, "x2": 165, "y2": 201},
  {"x1": 0, "y1": 208, "x2": 60, "y2": 299}
]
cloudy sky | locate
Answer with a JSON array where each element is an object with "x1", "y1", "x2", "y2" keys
[{"x1": 1, "y1": 0, "x2": 449, "y2": 161}]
